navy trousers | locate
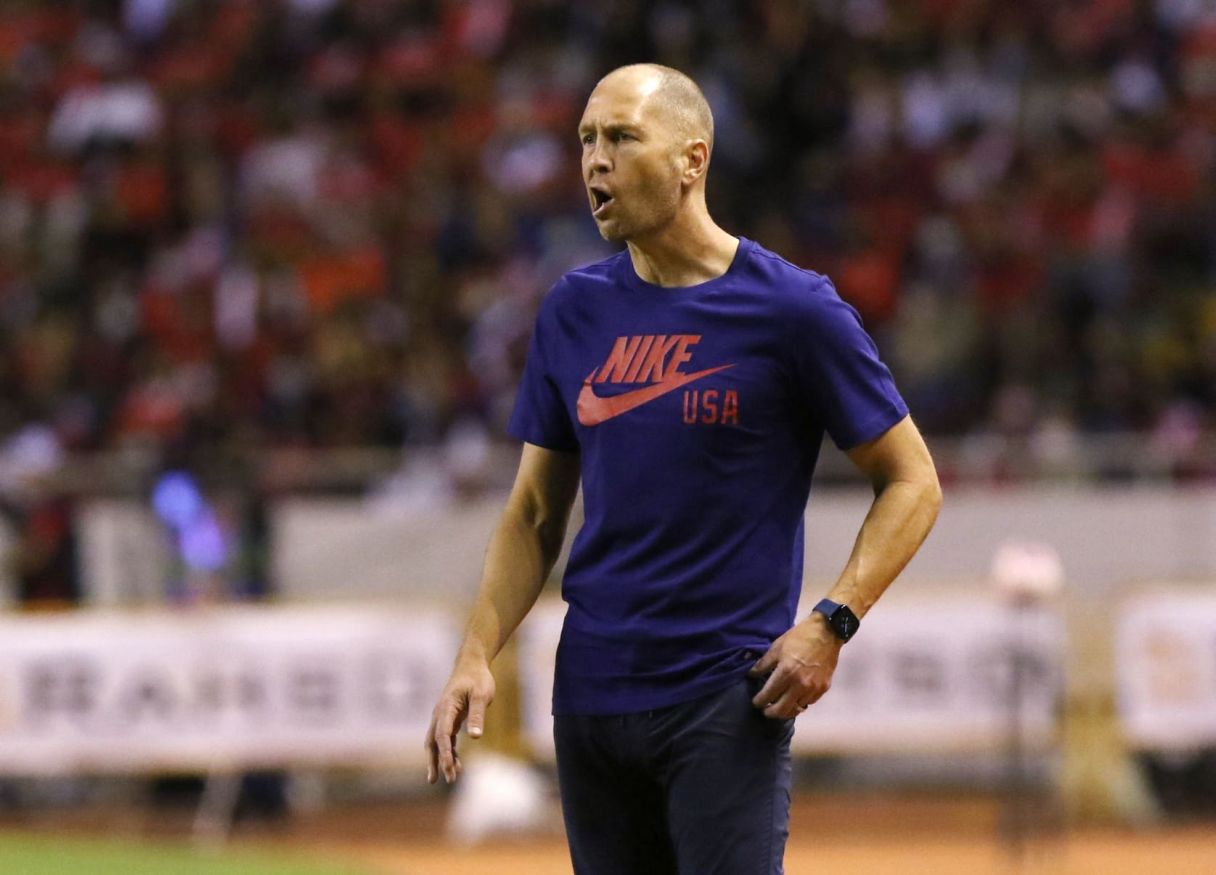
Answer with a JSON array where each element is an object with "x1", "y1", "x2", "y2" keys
[{"x1": 553, "y1": 676, "x2": 794, "y2": 875}]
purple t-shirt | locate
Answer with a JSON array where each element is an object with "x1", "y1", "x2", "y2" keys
[{"x1": 508, "y1": 238, "x2": 907, "y2": 715}]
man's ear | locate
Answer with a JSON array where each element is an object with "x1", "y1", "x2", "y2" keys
[{"x1": 682, "y1": 139, "x2": 710, "y2": 185}]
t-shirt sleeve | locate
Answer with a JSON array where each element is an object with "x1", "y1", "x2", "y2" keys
[
  {"x1": 786, "y1": 275, "x2": 908, "y2": 450},
  {"x1": 507, "y1": 296, "x2": 580, "y2": 452}
]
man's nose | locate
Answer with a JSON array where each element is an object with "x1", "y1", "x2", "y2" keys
[{"x1": 586, "y1": 140, "x2": 611, "y2": 173}]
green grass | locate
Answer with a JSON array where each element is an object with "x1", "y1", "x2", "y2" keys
[{"x1": 0, "y1": 832, "x2": 379, "y2": 875}]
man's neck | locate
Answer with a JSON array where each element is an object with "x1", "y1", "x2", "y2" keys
[{"x1": 625, "y1": 209, "x2": 739, "y2": 288}]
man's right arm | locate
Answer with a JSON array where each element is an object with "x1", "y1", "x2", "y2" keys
[{"x1": 425, "y1": 442, "x2": 580, "y2": 784}]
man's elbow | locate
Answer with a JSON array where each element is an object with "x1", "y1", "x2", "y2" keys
[
  {"x1": 504, "y1": 496, "x2": 568, "y2": 559},
  {"x1": 918, "y1": 468, "x2": 943, "y2": 526},
  {"x1": 534, "y1": 514, "x2": 569, "y2": 559}
]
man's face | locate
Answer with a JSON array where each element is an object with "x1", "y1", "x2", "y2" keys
[{"x1": 577, "y1": 74, "x2": 685, "y2": 242}]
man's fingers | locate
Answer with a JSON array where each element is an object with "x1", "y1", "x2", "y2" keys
[
  {"x1": 801, "y1": 682, "x2": 828, "y2": 707},
  {"x1": 424, "y1": 714, "x2": 439, "y2": 784},
  {"x1": 434, "y1": 700, "x2": 465, "y2": 783},
  {"x1": 763, "y1": 687, "x2": 804, "y2": 720},
  {"x1": 763, "y1": 677, "x2": 830, "y2": 719},
  {"x1": 748, "y1": 645, "x2": 778, "y2": 679},
  {"x1": 467, "y1": 691, "x2": 492, "y2": 739},
  {"x1": 751, "y1": 663, "x2": 789, "y2": 708},
  {"x1": 435, "y1": 725, "x2": 455, "y2": 783}
]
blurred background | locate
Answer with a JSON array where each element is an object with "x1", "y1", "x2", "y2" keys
[{"x1": 1, "y1": 0, "x2": 1215, "y2": 873}]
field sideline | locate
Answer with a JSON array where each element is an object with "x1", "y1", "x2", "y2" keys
[
  {"x1": 3, "y1": 792, "x2": 1214, "y2": 875},
  {"x1": 327, "y1": 794, "x2": 1216, "y2": 875},
  {"x1": 0, "y1": 832, "x2": 374, "y2": 875}
]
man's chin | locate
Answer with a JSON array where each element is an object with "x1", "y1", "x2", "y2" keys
[{"x1": 595, "y1": 220, "x2": 625, "y2": 243}]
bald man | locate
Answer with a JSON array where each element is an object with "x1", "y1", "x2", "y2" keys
[{"x1": 425, "y1": 64, "x2": 941, "y2": 874}]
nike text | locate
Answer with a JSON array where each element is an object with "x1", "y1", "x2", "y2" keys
[
  {"x1": 576, "y1": 334, "x2": 738, "y2": 427},
  {"x1": 595, "y1": 334, "x2": 701, "y2": 383}
]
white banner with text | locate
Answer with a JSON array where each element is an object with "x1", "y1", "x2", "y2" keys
[
  {"x1": 0, "y1": 605, "x2": 458, "y2": 775},
  {"x1": 1116, "y1": 587, "x2": 1216, "y2": 750}
]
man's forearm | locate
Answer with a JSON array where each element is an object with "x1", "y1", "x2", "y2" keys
[
  {"x1": 825, "y1": 475, "x2": 941, "y2": 618},
  {"x1": 426, "y1": 445, "x2": 578, "y2": 783},
  {"x1": 458, "y1": 506, "x2": 567, "y2": 664}
]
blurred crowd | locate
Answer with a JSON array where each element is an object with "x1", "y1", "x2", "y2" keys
[{"x1": 1, "y1": 0, "x2": 1215, "y2": 484}]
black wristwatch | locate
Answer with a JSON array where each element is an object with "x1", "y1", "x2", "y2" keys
[{"x1": 812, "y1": 598, "x2": 860, "y2": 642}]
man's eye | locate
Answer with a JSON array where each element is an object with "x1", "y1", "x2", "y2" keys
[{"x1": 581, "y1": 134, "x2": 595, "y2": 145}]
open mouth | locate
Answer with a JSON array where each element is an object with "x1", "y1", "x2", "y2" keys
[{"x1": 590, "y1": 187, "x2": 614, "y2": 217}]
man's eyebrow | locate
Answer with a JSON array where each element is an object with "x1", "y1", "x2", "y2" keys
[{"x1": 578, "y1": 121, "x2": 640, "y2": 135}]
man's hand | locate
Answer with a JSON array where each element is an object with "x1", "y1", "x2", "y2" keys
[
  {"x1": 424, "y1": 655, "x2": 496, "y2": 784},
  {"x1": 748, "y1": 614, "x2": 842, "y2": 719}
]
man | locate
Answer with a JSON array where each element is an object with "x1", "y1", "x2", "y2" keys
[{"x1": 425, "y1": 64, "x2": 942, "y2": 874}]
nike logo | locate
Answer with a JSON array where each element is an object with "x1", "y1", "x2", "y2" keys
[{"x1": 577, "y1": 364, "x2": 733, "y2": 426}]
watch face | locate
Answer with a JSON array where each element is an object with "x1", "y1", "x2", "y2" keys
[
  {"x1": 814, "y1": 599, "x2": 859, "y2": 641},
  {"x1": 833, "y1": 607, "x2": 859, "y2": 641}
]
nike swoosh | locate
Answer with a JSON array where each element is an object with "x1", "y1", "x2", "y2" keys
[{"x1": 576, "y1": 365, "x2": 734, "y2": 426}]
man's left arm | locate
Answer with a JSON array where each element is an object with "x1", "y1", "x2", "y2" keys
[{"x1": 750, "y1": 415, "x2": 942, "y2": 718}]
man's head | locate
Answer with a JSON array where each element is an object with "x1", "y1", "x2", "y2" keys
[{"x1": 577, "y1": 64, "x2": 714, "y2": 242}]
